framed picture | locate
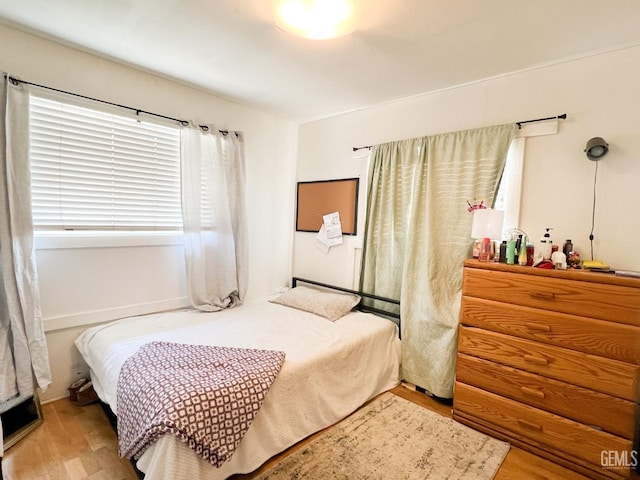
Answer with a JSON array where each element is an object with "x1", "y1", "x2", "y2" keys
[{"x1": 296, "y1": 178, "x2": 359, "y2": 235}]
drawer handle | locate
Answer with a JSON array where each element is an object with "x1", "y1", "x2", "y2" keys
[
  {"x1": 523, "y1": 354, "x2": 549, "y2": 366},
  {"x1": 529, "y1": 291, "x2": 555, "y2": 300},
  {"x1": 517, "y1": 419, "x2": 542, "y2": 431},
  {"x1": 524, "y1": 322, "x2": 551, "y2": 333},
  {"x1": 520, "y1": 386, "x2": 546, "y2": 399}
]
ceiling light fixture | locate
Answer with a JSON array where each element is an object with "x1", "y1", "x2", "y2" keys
[{"x1": 273, "y1": 0, "x2": 357, "y2": 40}]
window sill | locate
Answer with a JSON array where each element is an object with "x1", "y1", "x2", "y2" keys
[{"x1": 34, "y1": 231, "x2": 184, "y2": 250}]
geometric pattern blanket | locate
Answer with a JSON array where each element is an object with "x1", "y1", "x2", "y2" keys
[{"x1": 116, "y1": 341, "x2": 286, "y2": 467}]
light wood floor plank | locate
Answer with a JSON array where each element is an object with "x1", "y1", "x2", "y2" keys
[
  {"x1": 3, "y1": 385, "x2": 590, "y2": 479},
  {"x1": 64, "y1": 458, "x2": 88, "y2": 480}
]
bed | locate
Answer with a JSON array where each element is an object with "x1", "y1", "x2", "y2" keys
[{"x1": 74, "y1": 278, "x2": 401, "y2": 479}]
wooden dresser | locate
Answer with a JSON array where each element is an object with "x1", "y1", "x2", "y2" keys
[{"x1": 453, "y1": 260, "x2": 640, "y2": 479}]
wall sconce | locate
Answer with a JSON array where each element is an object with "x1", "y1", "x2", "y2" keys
[
  {"x1": 584, "y1": 136, "x2": 609, "y2": 262},
  {"x1": 584, "y1": 137, "x2": 608, "y2": 161}
]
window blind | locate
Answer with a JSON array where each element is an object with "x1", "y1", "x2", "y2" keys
[{"x1": 29, "y1": 95, "x2": 182, "y2": 231}]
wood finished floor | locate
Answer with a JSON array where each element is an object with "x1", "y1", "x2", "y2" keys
[{"x1": 2, "y1": 385, "x2": 588, "y2": 480}]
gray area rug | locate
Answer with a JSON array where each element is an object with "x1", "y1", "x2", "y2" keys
[{"x1": 255, "y1": 392, "x2": 509, "y2": 480}]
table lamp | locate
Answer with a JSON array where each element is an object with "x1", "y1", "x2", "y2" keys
[{"x1": 471, "y1": 208, "x2": 504, "y2": 261}]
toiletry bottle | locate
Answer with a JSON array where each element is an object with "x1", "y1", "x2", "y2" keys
[
  {"x1": 526, "y1": 243, "x2": 535, "y2": 266},
  {"x1": 539, "y1": 228, "x2": 553, "y2": 260},
  {"x1": 472, "y1": 239, "x2": 482, "y2": 259},
  {"x1": 479, "y1": 237, "x2": 491, "y2": 262},
  {"x1": 518, "y1": 235, "x2": 528, "y2": 266},
  {"x1": 506, "y1": 235, "x2": 516, "y2": 265},
  {"x1": 499, "y1": 241, "x2": 507, "y2": 263},
  {"x1": 563, "y1": 239, "x2": 573, "y2": 258}
]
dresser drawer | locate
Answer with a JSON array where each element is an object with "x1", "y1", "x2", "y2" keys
[
  {"x1": 462, "y1": 268, "x2": 640, "y2": 326},
  {"x1": 453, "y1": 382, "x2": 634, "y2": 475},
  {"x1": 461, "y1": 296, "x2": 640, "y2": 364},
  {"x1": 455, "y1": 353, "x2": 637, "y2": 438},
  {"x1": 458, "y1": 326, "x2": 639, "y2": 401}
]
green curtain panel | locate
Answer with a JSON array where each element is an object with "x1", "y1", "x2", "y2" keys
[{"x1": 360, "y1": 123, "x2": 516, "y2": 398}]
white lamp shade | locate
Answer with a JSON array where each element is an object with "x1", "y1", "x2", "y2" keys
[{"x1": 471, "y1": 208, "x2": 504, "y2": 240}]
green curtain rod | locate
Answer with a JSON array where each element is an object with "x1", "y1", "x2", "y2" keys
[
  {"x1": 4, "y1": 74, "x2": 237, "y2": 136},
  {"x1": 353, "y1": 113, "x2": 568, "y2": 151}
]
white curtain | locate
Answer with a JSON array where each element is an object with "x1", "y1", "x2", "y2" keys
[
  {"x1": 360, "y1": 124, "x2": 516, "y2": 398},
  {"x1": 0, "y1": 76, "x2": 51, "y2": 406},
  {"x1": 180, "y1": 126, "x2": 248, "y2": 311}
]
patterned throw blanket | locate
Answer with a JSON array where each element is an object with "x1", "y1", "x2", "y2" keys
[{"x1": 116, "y1": 341, "x2": 286, "y2": 467}]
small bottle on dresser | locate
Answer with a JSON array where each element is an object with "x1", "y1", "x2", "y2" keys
[
  {"x1": 518, "y1": 235, "x2": 528, "y2": 265},
  {"x1": 479, "y1": 237, "x2": 491, "y2": 262},
  {"x1": 538, "y1": 228, "x2": 553, "y2": 260},
  {"x1": 499, "y1": 241, "x2": 507, "y2": 263},
  {"x1": 506, "y1": 236, "x2": 517, "y2": 265},
  {"x1": 472, "y1": 239, "x2": 482, "y2": 259}
]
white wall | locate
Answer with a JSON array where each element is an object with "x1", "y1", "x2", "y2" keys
[
  {"x1": 294, "y1": 45, "x2": 640, "y2": 285},
  {"x1": 5, "y1": 22, "x2": 639, "y2": 402},
  {"x1": 0, "y1": 24, "x2": 298, "y2": 401}
]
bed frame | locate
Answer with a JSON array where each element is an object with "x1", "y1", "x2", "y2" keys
[{"x1": 291, "y1": 277, "x2": 401, "y2": 336}]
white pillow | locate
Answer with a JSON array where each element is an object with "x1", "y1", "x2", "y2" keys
[{"x1": 269, "y1": 286, "x2": 361, "y2": 321}]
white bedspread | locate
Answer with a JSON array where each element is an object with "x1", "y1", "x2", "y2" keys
[{"x1": 74, "y1": 297, "x2": 401, "y2": 480}]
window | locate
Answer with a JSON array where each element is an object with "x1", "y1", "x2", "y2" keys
[
  {"x1": 29, "y1": 95, "x2": 182, "y2": 232},
  {"x1": 494, "y1": 137, "x2": 525, "y2": 235},
  {"x1": 494, "y1": 120, "x2": 560, "y2": 237}
]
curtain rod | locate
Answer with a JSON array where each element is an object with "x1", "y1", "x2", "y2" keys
[
  {"x1": 352, "y1": 113, "x2": 567, "y2": 151},
  {"x1": 4, "y1": 75, "x2": 235, "y2": 136},
  {"x1": 516, "y1": 113, "x2": 566, "y2": 129}
]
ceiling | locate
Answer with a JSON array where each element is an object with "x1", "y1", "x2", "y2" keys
[{"x1": 2, "y1": 0, "x2": 640, "y2": 123}]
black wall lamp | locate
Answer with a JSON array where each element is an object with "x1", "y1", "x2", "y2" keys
[
  {"x1": 585, "y1": 136, "x2": 609, "y2": 261},
  {"x1": 584, "y1": 137, "x2": 609, "y2": 161}
]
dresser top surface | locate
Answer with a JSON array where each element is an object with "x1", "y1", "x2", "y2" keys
[{"x1": 463, "y1": 259, "x2": 640, "y2": 289}]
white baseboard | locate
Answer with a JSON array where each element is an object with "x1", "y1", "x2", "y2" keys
[{"x1": 40, "y1": 393, "x2": 69, "y2": 405}]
